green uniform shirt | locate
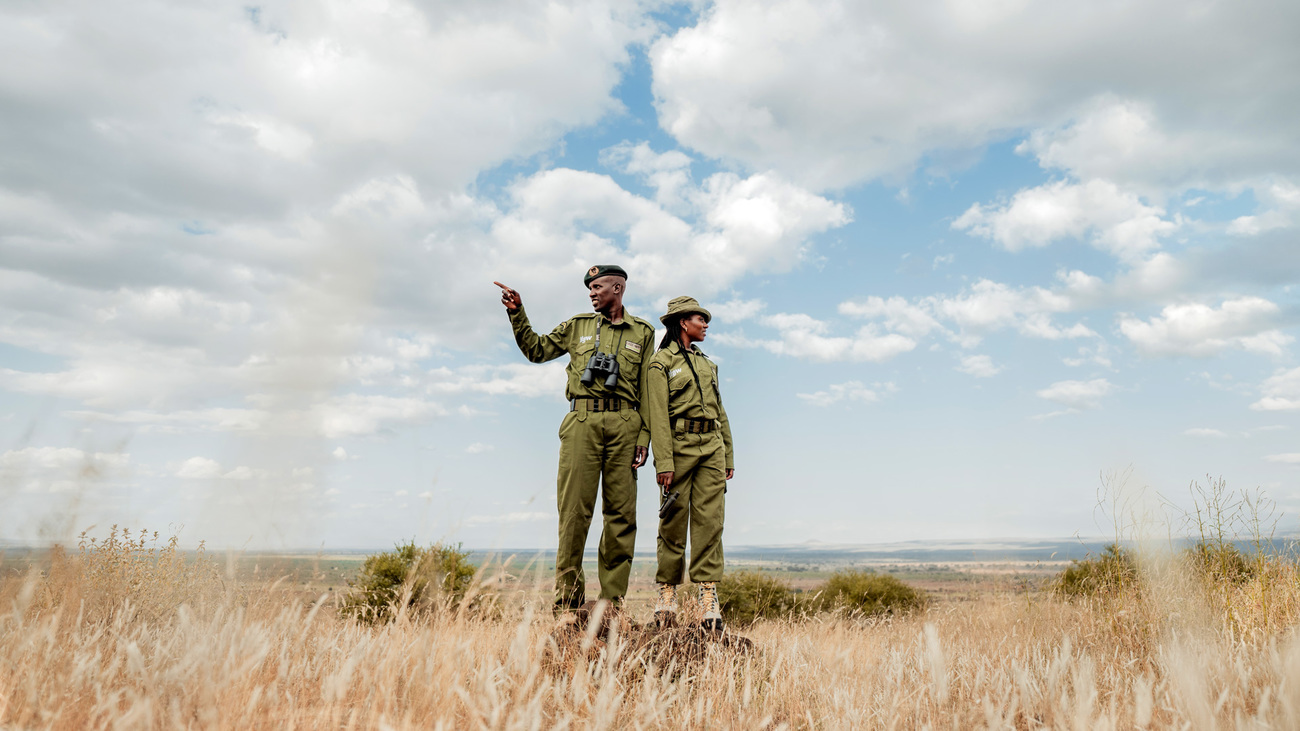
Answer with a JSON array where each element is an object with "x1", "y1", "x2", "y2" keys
[
  {"x1": 646, "y1": 340, "x2": 735, "y2": 472},
  {"x1": 508, "y1": 305, "x2": 655, "y2": 448}
]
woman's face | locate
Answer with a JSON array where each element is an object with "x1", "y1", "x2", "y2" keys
[{"x1": 681, "y1": 313, "x2": 709, "y2": 343}]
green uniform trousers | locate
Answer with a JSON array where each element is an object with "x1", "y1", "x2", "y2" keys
[
  {"x1": 555, "y1": 408, "x2": 640, "y2": 609},
  {"x1": 656, "y1": 429, "x2": 726, "y2": 584}
]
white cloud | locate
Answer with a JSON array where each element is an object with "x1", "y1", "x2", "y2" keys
[
  {"x1": 509, "y1": 164, "x2": 849, "y2": 299},
  {"x1": 839, "y1": 296, "x2": 944, "y2": 339},
  {"x1": 956, "y1": 355, "x2": 1001, "y2": 378},
  {"x1": 710, "y1": 298, "x2": 766, "y2": 323},
  {"x1": 176, "y1": 457, "x2": 223, "y2": 480},
  {"x1": 0, "y1": 447, "x2": 131, "y2": 492},
  {"x1": 1252, "y1": 367, "x2": 1300, "y2": 411},
  {"x1": 427, "y1": 363, "x2": 567, "y2": 400},
  {"x1": 1264, "y1": 454, "x2": 1300, "y2": 465},
  {"x1": 483, "y1": 160, "x2": 849, "y2": 327},
  {"x1": 222, "y1": 466, "x2": 271, "y2": 481},
  {"x1": 599, "y1": 140, "x2": 694, "y2": 210},
  {"x1": 1, "y1": 0, "x2": 653, "y2": 213},
  {"x1": 315, "y1": 395, "x2": 445, "y2": 439},
  {"x1": 1119, "y1": 297, "x2": 1291, "y2": 357},
  {"x1": 747, "y1": 278, "x2": 1099, "y2": 364},
  {"x1": 796, "y1": 381, "x2": 881, "y2": 407},
  {"x1": 463, "y1": 511, "x2": 551, "y2": 527},
  {"x1": 1062, "y1": 344, "x2": 1113, "y2": 369},
  {"x1": 652, "y1": 3, "x2": 1300, "y2": 191},
  {"x1": 1036, "y1": 378, "x2": 1115, "y2": 410},
  {"x1": 465, "y1": 442, "x2": 494, "y2": 454},
  {"x1": 64, "y1": 408, "x2": 266, "y2": 433},
  {"x1": 927, "y1": 280, "x2": 1093, "y2": 342},
  {"x1": 174, "y1": 457, "x2": 273, "y2": 481},
  {"x1": 725, "y1": 312, "x2": 916, "y2": 363},
  {"x1": 1020, "y1": 98, "x2": 1300, "y2": 193},
  {"x1": 1227, "y1": 181, "x2": 1300, "y2": 236},
  {"x1": 953, "y1": 179, "x2": 1177, "y2": 261},
  {"x1": 0, "y1": 0, "x2": 681, "y2": 452},
  {"x1": 1183, "y1": 428, "x2": 1228, "y2": 438}
]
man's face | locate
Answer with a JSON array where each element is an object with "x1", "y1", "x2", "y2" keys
[
  {"x1": 588, "y1": 276, "x2": 623, "y2": 311},
  {"x1": 682, "y1": 313, "x2": 709, "y2": 342}
]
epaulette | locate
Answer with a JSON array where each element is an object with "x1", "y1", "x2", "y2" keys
[
  {"x1": 629, "y1": 314, "x2": 655, "y2": 330},
  {"x1": 571, "y1": 312, "x2": 598, "y2": 320}
]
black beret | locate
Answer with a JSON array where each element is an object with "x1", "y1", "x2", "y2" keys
[{"x1": 583, "y1": 264, "x2": 628, "y2": 287}]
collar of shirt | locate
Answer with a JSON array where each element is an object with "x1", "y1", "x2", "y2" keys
[{"x1": 596, "y1": 311, "x2": 633, "y2": 328}]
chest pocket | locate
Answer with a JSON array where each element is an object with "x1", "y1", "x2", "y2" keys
[
  {"x1": 698, "y1": 360, "x2": 717, "y2": 393},
  {"x1": 569, "y1": 338, "x2": 596, "y2": 376},
  {"x1": 667, "y1": 369, "x2": 692, "y2": 396},
  {"x1": 615, "y1": 340, "x2": 642, "y2": 372}
]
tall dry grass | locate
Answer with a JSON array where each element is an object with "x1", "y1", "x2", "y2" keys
[{"x1": 5, "y1": 528, "x2": 1300, "y2": 729}]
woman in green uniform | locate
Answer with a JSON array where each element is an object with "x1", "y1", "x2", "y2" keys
[{"x1": 645, "y1": 296, "x2": 734, "y2": 630}]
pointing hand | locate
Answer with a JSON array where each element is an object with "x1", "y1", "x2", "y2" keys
[{"x1": 493, "y1": 281, "x2": 522, "y2": 311}]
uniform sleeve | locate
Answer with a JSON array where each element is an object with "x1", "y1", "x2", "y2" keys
[
  {"x1": 646, "y1": 359, "x2": 674, "y2": 474},
  {"x1": 635, "y1": 327, "x2": 654, "y2": 449},
  {"x1": 507, "y1": 305, "x2": 569, "y2": 363},
  {"x1": 715, "y1": 369, "x2": 734, "y2": 470}
]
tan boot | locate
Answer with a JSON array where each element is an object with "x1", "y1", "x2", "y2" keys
[
  {"x1": 654, "y1": 583, "x2": 677, "y2": 629},
  {"x1": 699, "y1": 581, "x2": 723, "y2": 632}
]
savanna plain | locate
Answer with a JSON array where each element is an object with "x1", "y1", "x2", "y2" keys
[{"x1": 5, "y1": 477, "x2": 1300, "y2": 729}]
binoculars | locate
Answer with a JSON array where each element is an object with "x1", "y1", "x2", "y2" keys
[{"x1": 580, "y1": 352, "x2": 620, "y2": 387}]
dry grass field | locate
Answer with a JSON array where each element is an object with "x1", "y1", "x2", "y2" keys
[{"x1": 5, "y1": 525, "x2": 1300, "y2": 729}]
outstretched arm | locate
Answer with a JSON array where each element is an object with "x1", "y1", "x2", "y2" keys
[{"x1": 495, "y1": 282, "x2": 568, "y2": 363}]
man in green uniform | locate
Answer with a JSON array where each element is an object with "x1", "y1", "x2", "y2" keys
[
  {"x1": 494, "y1": 266, "x2": 656, "y2": 611},
  {"x1": 645, "y1": 296, "x2": 734, "y2": 630}
]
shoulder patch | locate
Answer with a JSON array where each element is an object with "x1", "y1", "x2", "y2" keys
[{"x1": 648, "y1": 362, "x2": 666, "y2": 371}]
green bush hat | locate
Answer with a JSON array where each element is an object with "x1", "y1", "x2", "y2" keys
[
  {"x1": 583, "y1": 264, "x2": 628, "y2": 287},
  {"x1": 660, "y1": 296, "x2": 712, "y2": 325}
]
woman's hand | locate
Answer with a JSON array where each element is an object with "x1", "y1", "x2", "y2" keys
[
  {"x1": 726, "y1": 469, "x2": 734, "y2": 480},
  {"x1": 632, "y1": 446, "x2": 647, "y2": 469},
  {"x1": 657, "y1": 471, "x2": 674, "y2": 492}
]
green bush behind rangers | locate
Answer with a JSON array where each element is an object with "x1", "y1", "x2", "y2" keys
[
  {"x1": 646, "y1": 296, "x2": 734, "y2": 631},
  {"x1": 495, "y1": 266, "x2": 655, "y2": 612}
]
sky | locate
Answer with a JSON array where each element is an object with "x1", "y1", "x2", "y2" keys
[{"x1": 2, "y1": 0, "x2": 1299, "y2": 550}]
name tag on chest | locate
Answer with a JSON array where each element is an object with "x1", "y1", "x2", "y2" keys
[{"x1": 625, "y1": 341, "x2": 641, "y2": 353}]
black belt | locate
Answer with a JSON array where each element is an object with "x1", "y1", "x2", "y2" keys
[
  {"x1": 672, "y1": 417, "x2": 715, "y2": 434},
  {"x1": 570, "y1": 398, "x2": 634, "y2": 412}
]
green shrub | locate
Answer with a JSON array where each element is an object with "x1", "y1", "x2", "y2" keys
[
  {"x1": 1187, "y1": 540, "x2": 1256, "y2": 585},
  {"x1": 1053, "y1": 543, "x2": 1138, "y2": 598},
  {"x1": 718, "y1": 571, "x2": 797, "y2": 625},
  {"x1": 809, "y1": 569, "x2": 927, "y2": 617},
  {"x1": 339, "y1": 541, "x2": 478, "y2": 624}
]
